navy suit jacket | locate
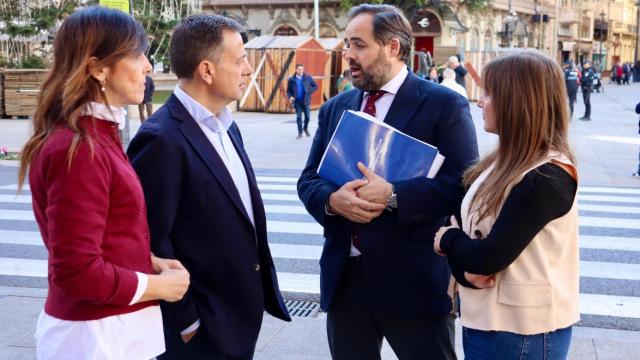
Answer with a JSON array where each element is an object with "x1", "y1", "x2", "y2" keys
[
  {"x1": 127, "y1": 94, "x2": 291, "y2": 356},
  {"x1": 297, "y1": 73, "x2": 479, "y2": 319}
]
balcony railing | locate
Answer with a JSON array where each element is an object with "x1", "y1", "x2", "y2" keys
[
  {"x1": 558, "y1": 28, "x2": 574, "y2": 37},
  {"x1": 558, "y1": 8, "x2": 581, "y2": 24}
]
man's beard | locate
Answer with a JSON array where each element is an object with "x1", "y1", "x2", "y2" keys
[{"x1": 351, "y1": 50, "x2": 393, "y2": 92}]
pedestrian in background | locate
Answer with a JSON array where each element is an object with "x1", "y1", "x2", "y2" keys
[
  {"x1": 18, "y1": 7, "x2": 190, "y2": 360},
  {"x1": 336, "y1": 69, "x2": 353, "y2": 93},
  {"x1": 138, "y1": 74, "x2": 155, "y2": 122},
  {"x1": 441, "y1": 68, "x2": 468, "y2": 99},
  {"x1": 434, "y1": 49, "x2": 579, "y2": 360},
  {"x1": 298, "y1": 4, "x2": 478, "y2": 359},
  {"x1": 128, "y1": 14, "x2": 291, "y2": 359},
  {"x1": 563, "y1": 61, "x2": 579, "y2": 118},
  {"x1": 633, "y1": 101, "x2": 640, "y2": 177},
  {"x1": 580, "y1": 61, "x2": 595, "y2": 121},
  {"x1": 448, "y1": 55, "x2": 468, "y2": 88},
  {"x1": 623, "y1": 62, "x2": 631, "y2": 85},
  {"x1": 287, "y1": 63, "x2": 318, "y2": 138}
]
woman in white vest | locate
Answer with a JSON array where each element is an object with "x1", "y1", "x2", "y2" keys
[{"x1": 433, "y1": 49, "x2": 579, "y2": 359}]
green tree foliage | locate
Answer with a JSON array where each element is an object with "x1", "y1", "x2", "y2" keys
[
  {"x1": 132, "y1": 0, "x2": 182, "y2": 69},
  {"x1": 0, "y1": 0, "x2": 81, "y2": 68}
]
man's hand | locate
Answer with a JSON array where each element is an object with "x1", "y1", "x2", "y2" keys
[
  {"x1": 355, "y1": 162, "x2": 392, "y2": 206},
  {"x1": 181, "y1": 329, "x2": 197, "y2": 343},
  {"x1": 151, "y1": 256, "x2": 185, "y2": 274},
  {"x1": 289, "y1": 96, "x2": 295, "y2": 103},
  {"x1": 328, "y1": 179, "x2": 386, "y2": 223},
  {"x1": 464, "y1": 273, "x2": 496, "y2": 288}
]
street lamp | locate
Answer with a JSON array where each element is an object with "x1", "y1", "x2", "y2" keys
[
  {"x1": 635, "y1": 1, "x2": 640, "y2": 66},
  {"x1": 599, "y1": 10, "x2": 606, "y2": 69}
]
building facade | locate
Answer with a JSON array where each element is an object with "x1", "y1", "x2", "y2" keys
[
  {"x1": 593, "y1": 0, "x2": 639, "y2": 70},
  {"x1": 204, "y1": 0, "x2": 638, "y2": 71}
]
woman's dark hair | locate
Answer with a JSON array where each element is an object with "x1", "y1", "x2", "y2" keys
[{"x1": 19, "y1": 6, "x2": 148, "y2": 189}]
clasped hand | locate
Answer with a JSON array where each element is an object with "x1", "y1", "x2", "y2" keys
[
  {"x1": 434, "y1": 216, "x2": 496, "y2": 289},
  {"x1": 328, "y1": 162, "x2": 391, "y2": 224}
]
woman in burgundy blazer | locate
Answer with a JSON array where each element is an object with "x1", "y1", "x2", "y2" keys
[{"x1": 18, "y1": 7, "x2": 190, "y2": 360}]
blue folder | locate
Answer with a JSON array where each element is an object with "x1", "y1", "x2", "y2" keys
[{"x1": 317, "y1": 110, "x2": 445, "y2": 186}]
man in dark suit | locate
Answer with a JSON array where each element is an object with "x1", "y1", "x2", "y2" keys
[
  {"x1": 127, "y1": 15, "x2": 291, "y2": 360},
  {"x1": 297, "y1": 5, "x2": 478, "y2": 359}
]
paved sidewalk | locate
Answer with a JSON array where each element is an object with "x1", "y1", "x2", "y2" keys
[{"x1": 0, "y1": 287, "x2": 638, "y2": 359}]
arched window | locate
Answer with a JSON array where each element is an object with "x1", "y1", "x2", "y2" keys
[
  {"x1": 470, "y1": 28, "x2": 480, "y2": 51},
  {"x1": 484, "y1": 28, "x2": 493, "y2": 51},
  {"x1": 318, "y1": 23, "x2": 337, "y2": 38},
  {"x1": 456, "y1": 36, "x2": 466, "y2": 60},
  {"x1": 274, "y1": 24, "x2": 298, "y2": 36}
]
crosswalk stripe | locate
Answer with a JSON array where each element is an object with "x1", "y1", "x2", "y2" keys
[
  {"x1": 0, "y1": 194, "x2": 30, "y2": 204},
  {"x1": 579, "y1": 216, "x2": 640, "y2": 229},
  {"x1": 1, "y1": 229, "x2": 638, "y2": 254},
  {"x1": 578, "y1": 194, "x2": 640, "y2": 204},
  {"x1": 580, "y1": 236, "x2": 640, "y2": 252},
  {"x1": 270, "y1": 243, "x2": 322, "y2": 260},
  {"x1": 3, "y1": 203, "x2": 640, "y2": 223},
  {"x1": 0, "y1": 192, "x2": 302, "y2": 204},
  {"x1": 258, "y1": 184, "x2": 297, "y2": 192},
  {"x1": 3, "y1": 183, "x2": 639, "y2": 195},
  {"x1": 0, "y1": 230, "x2": 42, "y2": 246},
  {"x1": 579, "y1": 204, "x2": 640, "y2": 214},
  {"x1": 581, "y1": 261, "x2": 640, "y2": 281},
  {"x1": 0, "y1": 208, "x2": 313, "y2": 221},
  {"x1": 273, "y1": 272, "x2": 320, "y2": 294},
  {"x1": 580, "y1": 293, "x2": 640, "y2": 319},
  {"x1": 0, "y1": 256, "x2": 637, "y2": 318},
  {"x1": 261, "y1": 193, "x2": 300, "y2": 202},
  {"x1": 255, "y1": 176, "x2": 298, "y2": 183},
  {"x1": 0, "y1": 254, "x2": 636, "y2": 282},
  {"x1": 264, "y1": 205, "x2": 309, "y2": 215},
  {"x1": 579, "y1": 186, "x2": 640, "y2": 195},
  {"x1": 0, "y1": 257, "x2": 46, "y2": 277},
  {"x1": 268, "y1": 220, "x2": 323, "y2": 235},
  {"x1": 0, "y1": 210, "x2": 34, "y2": 221}
]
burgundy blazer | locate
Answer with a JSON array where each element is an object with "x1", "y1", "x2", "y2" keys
[{"x1": 29, "y1": 116, "x2": 157, "y2": 320}]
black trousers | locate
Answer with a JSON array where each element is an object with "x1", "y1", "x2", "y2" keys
[
  {"x1": 568, "y1": 92, "x2": 576, "y2": 117},
  {"x1": 158, "y1": 326, "x2": 255, "y2": 360},
  {"x1": 582, "y1": 89, "x2": 591, "y2": 117},
  {"x1": 326, "y1": 257, "x2": 457, "y2": 360}
]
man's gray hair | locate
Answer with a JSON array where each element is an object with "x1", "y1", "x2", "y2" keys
[
  {"x1": 443, "y1": 68, "x2": 456, "y2": 79},
  {"x1": 448, "y1": 56, "x2": 459, "y2": 64},
  {"x1": 347, "y1": 4, "x2": 413, "y2": 63}
]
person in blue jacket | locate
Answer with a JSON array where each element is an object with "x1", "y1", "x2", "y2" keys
[{"x1": 287, "y1": 64, "x2": 317, "y2": 138}]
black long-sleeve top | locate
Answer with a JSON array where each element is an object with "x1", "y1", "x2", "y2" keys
[{"x1": 441, "y1": 163, "x2": 577, "y2": 289}]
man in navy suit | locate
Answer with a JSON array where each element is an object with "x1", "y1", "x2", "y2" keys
[
  {"x1": 297, "y1": 5, "x2": 478, "y2": 359},
  {"x1": 128, "y1": 15, "x2": 291, "y2": 360}
]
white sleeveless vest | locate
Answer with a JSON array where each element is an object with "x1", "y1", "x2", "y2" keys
[{"x1": 457, "y1": 152, "x2": 580, "y2": 335}]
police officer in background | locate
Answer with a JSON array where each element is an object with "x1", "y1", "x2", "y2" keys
[
  {"x1": 563, "y1": 62, "x2": 579, "y2": 119},
  {"x1": 580, "y1": 61, "x2": 595, "y2": 121}
]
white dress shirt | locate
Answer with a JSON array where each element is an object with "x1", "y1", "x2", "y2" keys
[
  {"x1": 173, "y1": 85, "x2": 256, "y2": 334},
  {"x1": 35, "y1": 101, "x2": 165, "y2": 360},
  {"x1": 346, "y1": 66, "x2": 409, "y2": 257}
]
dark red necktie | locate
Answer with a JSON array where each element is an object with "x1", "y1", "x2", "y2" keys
[
  {"x1": 352, "y1": 90, "x2": 386, "y2": 251},
  {"x1": 362, "y1": 90, "x2": 387, "y2": 117}
]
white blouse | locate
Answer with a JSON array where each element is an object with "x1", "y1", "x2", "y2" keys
[{"x1": 35, "y1": 102, "x2": 165, "y2": 360}]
